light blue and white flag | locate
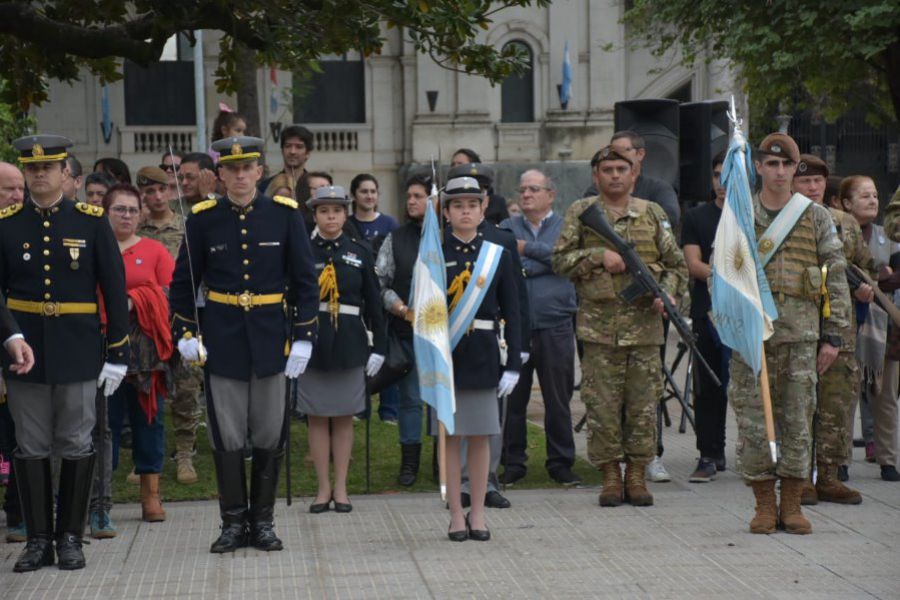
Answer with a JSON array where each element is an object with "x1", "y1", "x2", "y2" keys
[
  {"x1": 710, "y1": 114, "x2": 778, "y2": 375},
  {"x1": 560, "y1": 41, "x2": 572, "y2": 106},
  {"x1": 412, "y1": 196, "x2": 456, "y2": 435}
]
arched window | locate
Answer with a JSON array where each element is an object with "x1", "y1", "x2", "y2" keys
[{"x1": 501, "y1": 41, "x2": 534, "y2": 123}]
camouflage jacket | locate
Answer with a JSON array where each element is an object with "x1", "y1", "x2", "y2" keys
[
  {"x1": 139, "y1": 212, "x2": 184, "y2": 260},
  {"x1": 552, "y1": 196, "x2": 687, "y2": 346},
  {"x1": 828, "y1": 206, "x2": 874, "y2": 348},
  {"x1": 883, "y1": 186, "x2": 900, "y2": 242}
]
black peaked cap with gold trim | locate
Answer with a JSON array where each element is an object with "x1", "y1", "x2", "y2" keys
[
  {"x1": 211, "y1": 136, "x2": 265, "y2": 164},
  {"x1": 13, "y1": 134, "x2": 73, "y2": 164}
]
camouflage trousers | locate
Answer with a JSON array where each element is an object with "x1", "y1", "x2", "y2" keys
[
  {"x1": 582, "y1": 343, "x2": 661, "y2": 466},
  {"x1": 729, "y1": 341, "x2": 817, "y2": 481},
  {"x1": 170, "y1": 359, "x2": 203, "y2": 455},
  {"x1": 815, "y1": 351, "x2": 859, "y2": 465}
]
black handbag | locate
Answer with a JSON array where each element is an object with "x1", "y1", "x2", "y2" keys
[{"x1": 366, "y1": 329, "x2": 413, "y2": 394}]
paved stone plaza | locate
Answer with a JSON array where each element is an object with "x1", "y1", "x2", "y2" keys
[{"x1": 2, "y1": 390, "x2": 899, "y2": 598}]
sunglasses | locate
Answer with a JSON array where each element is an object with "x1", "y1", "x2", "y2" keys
[{"x1": 159, "y1": 164, "x2": 177, "y2": 173}]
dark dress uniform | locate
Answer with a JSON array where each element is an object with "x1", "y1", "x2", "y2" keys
[
  {"x1": 297, "y1": 232, "x2": 387, "y2": 415},
  {"x1": 0, "y1": 291, "x2": 22, "y2": 342},
  {"x1": 0, "y1": 134, "x2": 129, "y2": 572},
  {"x1": 169, "y1": 136, "x2": 319, "y2": 553}
]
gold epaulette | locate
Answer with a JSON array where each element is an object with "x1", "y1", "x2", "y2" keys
[
  {"x1": 191, "y1": 199, "x2": 218, "y2": 214},
  {"x1": 76, "y1": 202, "x2": 104, "y2": 217},
  {"x1": 273, "y1": 195, "x2": 299, "y2": 209},
  {"x1": 0, "y1": 203, "x2": 23, "y2": 219}
]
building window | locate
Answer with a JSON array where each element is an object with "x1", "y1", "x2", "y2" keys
[
  {"x1": 294, "y1": 53, "x2": 365, "y2": 124},
  {"x1": 501, "y1": 41, "x2": 534, "y2": 123},
  {"x1": 124, "y1": 34, "x2": 195, "y2": 126}
]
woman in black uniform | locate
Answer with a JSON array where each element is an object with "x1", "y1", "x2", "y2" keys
[
  {"x1": 297, "y1": 185, "x2": 387, "y2": 513},
  {"x1": 440, "y1": 177, "x2": 521, "y2": 541}
]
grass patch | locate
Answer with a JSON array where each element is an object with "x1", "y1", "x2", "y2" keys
[{"x1": 112, "y1": 410, "x2": 601, "y2": 504}]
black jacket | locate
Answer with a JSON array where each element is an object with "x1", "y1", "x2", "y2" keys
[
  {"x1": 0, "y1": 199, "x2": 129, "y2": 383},
  {"x1": 0, "y1": 292, "x2": 21, "y2": 342},
  {"x1": 444, "y1": 234, "x2": 521, "y2": 389},
  {"x1": 170, "y1": 194, "x2": 319, "y2": 380},
  {"x1": 308, "y1": 233, "x2": 387, "y2": 371},
  {"x1": 387, "y1": 220, "x2": 422, "y2": 340},
  {"x1": 477, "y1": 220, "x2": 531, "y2": 353}
]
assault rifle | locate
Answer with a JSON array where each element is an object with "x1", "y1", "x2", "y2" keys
[{"x1": 578, "y1": 203, "x2": 721, "y2": 387}]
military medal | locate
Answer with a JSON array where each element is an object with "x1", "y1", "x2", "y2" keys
[{"x1": 69, "y1": 247, "x2": 80, "y2": 270}]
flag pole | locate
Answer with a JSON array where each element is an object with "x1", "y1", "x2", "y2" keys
[
  {"x1": 438, "y1": 422, "x2": 447, "y2": 501},
  {"x1": 758, "y1": 346, "x2": 778, "y2": 464}
]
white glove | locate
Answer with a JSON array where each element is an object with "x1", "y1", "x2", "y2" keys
[
  {"x1": 285, "y1": 340, "x2": 313, "y2": 378},
  {"x1": 520, "y1": 352, "x2": 530, "y2": 364},
  {"x1": 178, "y1": 337, "x2": 200, "y2": 364},
  {"x1": 97, "y1": 362, "x2": 128, "y2": 397},
  {"x1": 365, "y1": 353, "x2": 385, "y2": 377},
  {"x1": 497, "y1": 370, "x2": 520, "y2": 397}
]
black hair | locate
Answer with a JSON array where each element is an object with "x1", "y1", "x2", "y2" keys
[
  {"x1": 211, "y1": 110, "x2": 248, "y2": 141},
  {"x1": 452, "y1": 148, "x2": 481, "y2": 164},
  {"x1": 84, "y1": 171, "x2": 116, "y2": 189},
  {"x1": 712, "y1": 150, "x2": 726, "y2": 170},
  {"x1": 307, "y1": 171, "x2": 333, "y2": 185},
  {"x1": 66, "y1": 155, "x2": 83, "y2": 179},
  {"x1": 161, "y1": 149, "x2": 185, "y2": 163},
  {"x1": 404, "y1": 173, "x2": 432, "y2": 192},
  {"x1": 93, "y1": 157, "x2": 132, "y2": 184},
  {"x1": 280, "y1": 125, "x2": 314, "y2": 152},
  {"x1": 181, "y1": 152, "x2": 215, "y2": 172}
]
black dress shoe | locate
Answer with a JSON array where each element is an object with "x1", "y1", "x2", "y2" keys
[
  {"x1": 549, "y1": 467, "x2": 582, "y2": 486},
  {"x1": 13, "y1": 536, "x2": 54, "y2": 572},
  {"x1": 465, "y1": 514, "x2": 490, "y2": 542},
  {"x1": 484, "y1": 490, "x2": 511, "y2": 509},
  {"x1": 882, "y1": 465, "x2": 900, "y2": 481},
  {"x1": 250, "y1": 522, "x2": 283, "y2": 551},
  {"x1": 333, "y1": 500, "x2": 353, "y2": 513},
  {"x1": 309, "y1": 499, "x2": 332, "y2": 514},
  {"x1": 460, "y1": 492, "x2": 471, "y2": 508},
  {"x1": 56, "y1": 534, "x2": 86, "y2": 570},
  {"x1": 498, "y1": 466, "x2": 526, "y2": 485},
  {"x1": 210, "y1": 523, "x2": 248, "y2": 553},
  {"x1": 447, "y1": 521, "x2": 467, "y2": 542}
]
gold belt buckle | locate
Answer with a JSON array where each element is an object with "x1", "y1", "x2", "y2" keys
[
  {"x1": 237, "y1": 292, "x2": 253, "y2": 308},
  {"x1": 42, "y1": 301, "x2": 59, "y2": 317}
]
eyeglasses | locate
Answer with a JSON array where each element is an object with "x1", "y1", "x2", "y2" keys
[
  {"x1": 110, "y1": 206, "x2": 141, "y2": 216},
  {"x1": 517, "y1": 185, "x2": 550, "y2": 194},
  {"x1": 159, "y1": 164, "x2": 177, "y2": 172}
]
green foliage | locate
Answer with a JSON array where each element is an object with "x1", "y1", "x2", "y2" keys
[
  {"x1": 0, "y1": 79, "x2": 35, "y2": 162},
  {"x1": 0, "y1": 0, "x2": 549, "y2": 109},
  {"x1": 622, "y1": 0, "x2": 900, "y2": 127}
]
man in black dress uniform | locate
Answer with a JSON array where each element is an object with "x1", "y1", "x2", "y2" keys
[
  {"x1": 0, "y1": 135, "x2": 129, "y2": 572},
  {"x1": 170, "y1": 136, "x2": 319, "y2": 553}
]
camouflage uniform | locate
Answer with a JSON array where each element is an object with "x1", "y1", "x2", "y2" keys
[
  {"x1": 815, "y1": 208, "x2": 872, "y2": 466},
  {"x1": 139, "y1": 215, "x2": 203, "y2": 460},
  {"x1": 728, "y1": 196, "x2": 850, "y2": 481},
  {"x1": 553, "y1": 196, "x2": 687, "y2": 466},
  {"x1": 882, "y1": 186, "x2": 900, "y2": 242}
]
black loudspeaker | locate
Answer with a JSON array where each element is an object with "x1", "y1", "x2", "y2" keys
[
  {"x1": 614, "y1": 99, "x2": 680, "y2": 191},
  {"x1": 679, "y1": 101, "x2": 730, "y2": 205}
]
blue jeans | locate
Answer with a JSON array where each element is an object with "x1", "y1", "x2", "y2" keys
[
  {"x1": 398, "y1": 368, "x2": 423, "y2": 444},
  {"x1": 378, "y1": 384, "x2": 400, "y2": 421},
  {"x1": 110, "y1": 382, "x2": 166, "y2": 474}
]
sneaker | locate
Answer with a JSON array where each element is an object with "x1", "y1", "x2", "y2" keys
[
  {"x1": 881, "y1": 465, "x2": 900, "y2": 482},
  {"x1": 498, "y1": 466, "x2": 526, "y2": 485},
  {"x1": 865, "y1": 441, "x2": 876, "y2": 463},
  {"x1": 646, "y1": 457, "x2": 671, "y2": 482},
  {"x1": 837, "y1": 465, "x2": 849, "y2": 482},
  {"x1": 714, "y1": 456, "x2": 727, "y2": 472},
  {"x1": 5, "y1": 522, "x2": 26, "y2": 543},
  {"x1": 688, "y1": 458, "x2": 717, "y2": 483},
  {"x1": 89, "y1": 510, "x2": 117, "y2": 539},
  {"x1": 549, "y1": 467, "x2": 582, "y2": 486}
]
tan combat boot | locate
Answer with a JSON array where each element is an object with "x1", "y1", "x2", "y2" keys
[
  {"x1": 749, "y1": 479, "x2": 777, "y2": 534},
  {"x1": 815, "y1": 463, "x2": 862, "y2": 505},
  {"x1": 779, "y1": 477, "x2": 812, "y2": 534},
  {"x1": 800, "y1": 478, "x2": 818, "y2": 505},
  {"x1": 175, "y1": 452, "x2": 199, "y2": 485},
  {"x1": 623, "y1": 460, "x2": 653, "y2": 506},
  {"x1": 140, "y1": 473, "x2": 166, "y2": 522},
  {"x1": 598, "y1": 461, "x2": 624, "y2": 507}
]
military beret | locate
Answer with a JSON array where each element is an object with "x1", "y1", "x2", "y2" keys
[
  {"x1": 795, "y1": 153, "x2": 829, "y2": 178},
  {"x1": 211, "y1": 136, "x2": 264, "y2": 163},
  {"x1": 306, "y1": 185, "x2": 351, "y2": 209},
  {"x1": 442, "y1": 176, "x2": 484, "y2": 201},
  {"x1": 136, "y1": 166, "x2": 169, "y2": 187},
  {"x1": 13, "y1": 134, "x2": 73, "y2": 164},
  {"x1": 590, "y1": 145, "x2": 633, "y2": 167},
  {"x1": 758, "y1": 132, "x2": 800, "y2": 163},
  {"x1": 447, "y1": 163, "x2": 494, "y2": 187}
]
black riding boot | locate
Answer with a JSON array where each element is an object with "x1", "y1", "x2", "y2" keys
[
  {"x1": 12, "y1": 457, "x2": 54, "y2": 572},
  {"x1": 398, "y1": 443, "x2": 421, "y2": 487},
  {"x1": 210, "y1": 449, "x2": 249, "y2": 553},
  {"x1": 248, "y1": 447, "x2": 284, "y2": 551},
  {"x1": 56, "y1": 453, "x2": 96, "y2": 570}
]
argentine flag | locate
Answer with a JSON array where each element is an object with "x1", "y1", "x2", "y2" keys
[
  {"x1": 710, "y1": 123, "x2": 778, "y2": 375},
  {"x1": 560, "y1": 41, "x2": 572, "y2": 106},
  {"x1": 412, "y1": 196, "x2": 456, "y2": 434}
]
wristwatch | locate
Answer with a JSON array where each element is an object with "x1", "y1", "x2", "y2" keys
[{"x1": 820, "y1": 334, "x2": 843, "y2": 349}]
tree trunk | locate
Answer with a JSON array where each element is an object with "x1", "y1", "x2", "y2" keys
[{"x1": 234, "y1": 41, "x2": 261, "y2": 137}]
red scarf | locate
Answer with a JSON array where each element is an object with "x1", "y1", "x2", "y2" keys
[{"x1": 128, "y1": 283, "x2": 173, "y2": 423}]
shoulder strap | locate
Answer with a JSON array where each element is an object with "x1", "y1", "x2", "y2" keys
[
  {"x1": 757, "y1": 193, "x2": 813, "y2": 267},
  {"x1": 447, "y1": 241, "x2": 503, "y2": 350}
]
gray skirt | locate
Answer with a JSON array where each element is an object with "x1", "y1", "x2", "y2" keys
[
  {"x1": 430, "y1": 388, "x2": 500, "y2": 436},
  {"x1": 296, "y1": 367, "x2": 366, "y2": 417}
]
